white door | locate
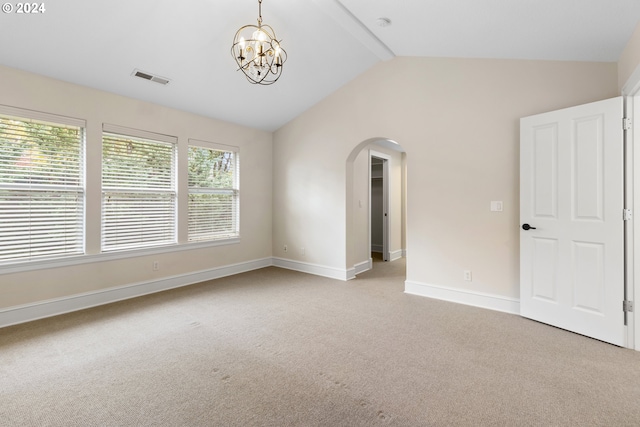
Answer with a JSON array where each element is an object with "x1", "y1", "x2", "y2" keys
[
  {"x1": 382, "y1": 157, "x2": 390, "y2": 262},
  {"x1": 520, "y1": 97, "x2": 625, "y2": 346},
  {"x1": 370, "y1": 152, "x2": 391, "y2": 261}
]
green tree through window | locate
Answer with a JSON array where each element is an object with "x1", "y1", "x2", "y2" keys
[
  {"x1": 0, "y1": 113, "x2": 84, "y2": 262},
  {"x1": 188, "y1": 144, "x2": 239, "y2": 242}
]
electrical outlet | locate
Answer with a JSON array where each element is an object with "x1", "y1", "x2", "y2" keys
[
  {"x1": 153, "y1": 261, "x2": 159, "y2": 271},
  {"x1": 463, "y1": 270, "x2": 472, "y2": 281},
  {"x1": 284, "y1": 245, "x2": 288, "y2": 252},
  {"x1": 301, "y1": 247, "x2": 305, "y2": 256}
]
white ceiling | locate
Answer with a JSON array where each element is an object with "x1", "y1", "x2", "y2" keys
[{"x1": 1, "y1": 0, "x2": 639, "y2": 131}]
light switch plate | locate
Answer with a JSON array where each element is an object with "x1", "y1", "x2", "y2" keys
[{"x1": 490, "y1": 201, "x2": 503, "y2": 212}]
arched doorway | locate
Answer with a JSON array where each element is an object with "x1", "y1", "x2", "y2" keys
[{"x1": 346, "y1": 137, "x2": 407, "y2": 277}]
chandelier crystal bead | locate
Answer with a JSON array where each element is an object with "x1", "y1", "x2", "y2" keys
[{"x1": 231, "y1": 0, "x2": 287, "y2": 85}]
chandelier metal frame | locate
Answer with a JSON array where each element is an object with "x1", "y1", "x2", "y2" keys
[{"x1": 231, "y1": 0, "x2": 287, "y2": 85}]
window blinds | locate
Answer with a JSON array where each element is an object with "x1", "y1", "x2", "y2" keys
[
  {"x1": 187, "y1": 143, "x2": 239, "y2": 242},
  {"x1": 0, "y1": 112, "x2": 84, "y2": 262},
  {"x1": 102, "y1": 127, "x2": 176, "y2": 252}
]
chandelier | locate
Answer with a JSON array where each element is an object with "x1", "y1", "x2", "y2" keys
[{"x1": 231, "y1": 0, "x2": 287, "y2": 85}]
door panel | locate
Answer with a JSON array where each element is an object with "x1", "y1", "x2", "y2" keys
[
  {"x1": 520, "y1": 97, "x2": 625, "y2": 346},
  {"x1": 531, "y1": 237, "x2": 558, "y2": 303},
  {"x1": 572, "y1": 241, "x2": 604, "y2": 313},
  {"x1": 573, "y1": 115, "x2": 604, "y2": 220},
  {"x1": 533, "y1": 126, "x2": 558, "y2": 218}
]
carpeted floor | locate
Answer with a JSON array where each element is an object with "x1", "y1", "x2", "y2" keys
[{"x1": 2, "y1": 258, "x2": 640, "y2": 426}]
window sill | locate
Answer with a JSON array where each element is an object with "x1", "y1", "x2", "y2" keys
[{"x1": 0, "y1": 237, "x2": 241, "y2": 275}]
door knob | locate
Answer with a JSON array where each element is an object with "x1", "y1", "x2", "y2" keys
[{"x1": 522, "y1": 223, "x2": 537, "y2": 231}]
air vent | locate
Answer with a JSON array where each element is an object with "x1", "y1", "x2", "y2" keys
[{"x1": 132, "y1": 69, "x2": 170, "y2": 85}]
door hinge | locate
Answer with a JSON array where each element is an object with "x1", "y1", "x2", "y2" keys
[
  {"x1": 623, "y1": 117, "x2": 632, "y2": 131},
  {"x1": 623, "y1": 209, "x2": 632, "y2": 221},
  {"x1": 623, "y1": 300, "x2": 634, "y2": 313}
]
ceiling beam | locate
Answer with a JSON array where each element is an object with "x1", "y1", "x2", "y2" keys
[{"x1": 311, "y1": 0, "x2": 395, "y2": 61}]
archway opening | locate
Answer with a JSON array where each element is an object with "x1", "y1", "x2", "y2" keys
[{"x1": 346, "y1": 137, "x2": 407, "y2": 277}]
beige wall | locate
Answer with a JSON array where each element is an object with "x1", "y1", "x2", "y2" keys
[
  {"x1": 274, "y1": 57, "x2": 618, "y2": 300},
  {"x1": 0, "y1": 65, "x2": 273, "y2": 309},
  {"x1": 619, "y1": 20, "x2": 640, "y2": 91},
  {"x1": 0, "y1": 54, "x2": 624, "y2": 316}
]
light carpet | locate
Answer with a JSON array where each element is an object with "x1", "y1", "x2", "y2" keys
[{"x1": 2, "y1": 258, "x2": 640, "y2": 426}]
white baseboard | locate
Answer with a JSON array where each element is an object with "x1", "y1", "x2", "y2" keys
[
  {"x1": 355, "y1": 258, "x2": 373, "y2": 275},
  {"x1": 0, "y1": 257, "x2": 272, "y2": 329},
  {"x1": 404, "y1": 280, "x2": 520, "y2": 315},
  {"x1": 369, "y1": 249, "x2": 404, "y2": 261},
  {"x1": 272, "y1": 257, "x2": 351, "y2": 281},
  {"x1": 1, "y1": 257, "x2": 520, "y2": 330},
  {"x1": 347, "y1": 258, "x2": 373, "y2": 279},
  {"x1": 390, "y1": 249, "x2": 404, "y2": 261}
]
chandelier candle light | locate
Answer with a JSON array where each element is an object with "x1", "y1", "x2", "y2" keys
[{"x1": 231, "y1": 0, "x2": 287, "y2": 85}]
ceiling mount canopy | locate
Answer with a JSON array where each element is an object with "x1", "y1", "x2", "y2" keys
[{"x1": 231, "y1": 0, "x2": 287, "y2": 85}]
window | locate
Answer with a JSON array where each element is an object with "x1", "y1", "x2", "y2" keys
[
  {"x1": 0, "y1": 107, "x2": 85, "y2": 262},
  {"x1": 188, "y1": 141, "x2": 239, "y2": 242},
  {"x1": 0, "y1": 107, "x2": 239, "y2": 268},
  {"x1": 102, "y1": 125, "x2": 177, "y2": 252}
]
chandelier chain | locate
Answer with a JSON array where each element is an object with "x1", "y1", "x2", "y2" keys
[{"x1": 257, "y1": 0, "x2": 262, "y2": 26}]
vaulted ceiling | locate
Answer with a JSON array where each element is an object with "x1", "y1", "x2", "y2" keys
[{"x1": 1, "y1": 0, "x2": 640, "y2": 131}]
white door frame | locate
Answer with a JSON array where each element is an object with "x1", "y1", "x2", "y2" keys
[
  {"x1": 370, "y1": 150, "x2": 391, "y2": 262},
  {"x1": 624, "y1": 94, "x2": 636, "y2": 350},
  {"x1": 622, "y1": 68, "x2": 640, "y2": 351}
]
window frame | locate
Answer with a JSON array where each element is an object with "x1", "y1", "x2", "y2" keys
[
  {"x1": 0, "y1": 105, "x2": 86, "y2": 265},
  {"x1": 187, "y1": 139, "x2": 240, "y2": 243},
  {"x1": 101, "y1": 124, "x2": 178, "y2": 253},
  {"x1": 0, "y1": 110, "x2": 242, "y2": 274}
]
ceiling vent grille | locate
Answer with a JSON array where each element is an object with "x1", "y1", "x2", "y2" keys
[{"x1": 132, "y1": 69, "x2": 170, "y2": 85}]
